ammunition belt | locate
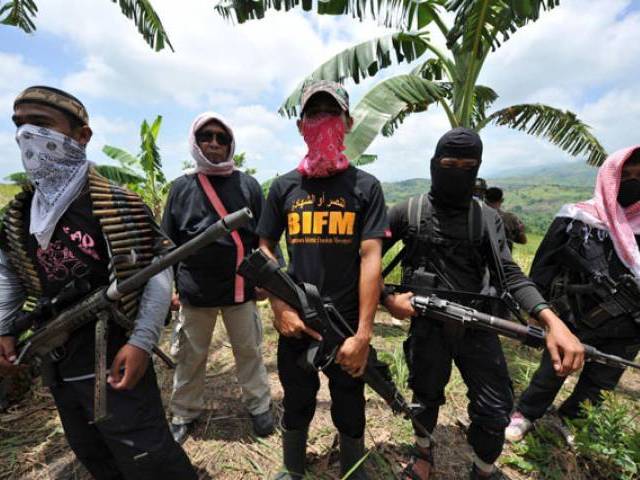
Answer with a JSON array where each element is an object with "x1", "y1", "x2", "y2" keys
[
  {"x1": 2, "y1": 171, "x2": 170, "y2": 323},
  {"x1": 2, "y1": 187, "x2": 42, "y2": 313},
  {"x1": 87, "y1": 169, "x2": 167, "y2": 322}
]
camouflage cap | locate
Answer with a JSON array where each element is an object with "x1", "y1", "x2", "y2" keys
[
  {"x1": 300, "y1": 79, "x2": 349, "y2": 114},
  {"x1": 14, "y1": 86, "x2": 89, "y2": 125}
]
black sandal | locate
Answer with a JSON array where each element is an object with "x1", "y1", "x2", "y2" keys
[{"x1": 401, "y1": 446, "x2": 434, "y2": 480}]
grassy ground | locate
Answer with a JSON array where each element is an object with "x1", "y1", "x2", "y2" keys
[{"x1": 1, "y1": 238, "x2": 639, "y2": 479}]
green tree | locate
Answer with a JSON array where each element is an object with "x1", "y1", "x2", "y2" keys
[
  {"x1": 0, "y1": 0, "x2": 172, "y2": 51},
  {"x1": 216, "y1": 0, "x2": 607, "y2": 166},
  {"x1": 102, "y1": 115, "x2": 169, "y2": 218},
  {"x1": 233, "y1": 152, "x2": 257, "y2": 176}
]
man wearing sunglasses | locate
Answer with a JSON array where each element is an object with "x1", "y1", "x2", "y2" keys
[
  {"x1": 257, "y1": 80, "x2": 389, "y2": 479},
  {"x1": 162, "y1": 112, "x2": 273, "y2": 443}
]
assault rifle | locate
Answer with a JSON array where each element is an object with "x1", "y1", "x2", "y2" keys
[
  {"x1": 561, "y1": 246, "x2": 640, "y2": 328},
  {"x1": 406, "y1": 291, "x2": 640, "y2": 371},
  {"x1": 238, "y1": 250, "x2": 433, "y2": 441},
  {"x1": 11, "y1": 207, "x2": 252, "y2": 421}
]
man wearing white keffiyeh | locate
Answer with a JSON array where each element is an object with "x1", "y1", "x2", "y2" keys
[{"x1": 506, "y1": 146, "x2": 640, "y2": 443}]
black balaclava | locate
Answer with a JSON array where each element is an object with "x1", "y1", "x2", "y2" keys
[
  {"x1": 429, "y1": 127, "x2": 483, "y2": 209},
  {"x1": 618, "y1": 149, "x2": 640, "y2": 208}
]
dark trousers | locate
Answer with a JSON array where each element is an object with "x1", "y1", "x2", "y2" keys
[
  {"x1": 278, "y1": 335, "x2": 366, "y2": 438},
  {"x1": 50, "y1": 366, "x2": 197, "y2": 480},
  {"x1": 517, "y1": 337, "x2": 640, "y2": 421},
  {"x1": 404, "y1": 321, "x2": 513, "y2": 465}
]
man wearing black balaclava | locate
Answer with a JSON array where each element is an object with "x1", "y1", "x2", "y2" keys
[{"x1": 380, "y1": 128, "x2": 584, "y2": 479}]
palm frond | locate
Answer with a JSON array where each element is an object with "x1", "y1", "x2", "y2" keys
[
  {"x1": 344, "y1": 74, "x2": 445, "y2": 160},
  {"x1": 139, "y1": 116, "x2": 166, "y2": 183},
  {"x1": 280, "y1": 31, "x2": 433, "y2": 117},
  {"x1": 94, "y1": 165, "x2": 145, "y2": 185},
  {"x1": 111, "y1": 0, "x2": 173, "y2": 51},
  {"x1": 102, "y1": 145, "x2": 139, "y2": 166},
  {"x1": 0, "y1": 0, "x2": 37, "y2": 32},
  {"x1": 469, "y1": 84, "x2": 498, "y2": 128},
  {"x1": 215, "y1": 0, "x2": 446, "y2": 31},
  {"x1": 410, "y1": 57, "x2": 447, "y2": 80},
  {"x1": 446, "y1": 0, "x2": 559, "y2": 53},
  {"x1": 480, "y1": 103, "x2": 607, "y2": 166},
  {"x1": 354, "y1": 153, "x2": 377, "y2": 166}
]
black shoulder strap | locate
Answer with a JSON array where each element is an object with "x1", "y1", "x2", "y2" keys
[
  {"x1": 479, "y1": 200, "x2": 507, "y2": 289},
  {"x1": 382, "y1": 194, "x2": 427, "y2": 279}
]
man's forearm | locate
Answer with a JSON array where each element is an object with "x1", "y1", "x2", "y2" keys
[
  {"x1": 128, "y1": 265, "x2": 173, "y2": 353},
  {"x1": 357, "y1": 240, "x2": 382, "y2": 342}
]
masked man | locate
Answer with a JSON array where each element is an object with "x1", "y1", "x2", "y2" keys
[
  {"x1": 381, "y1": 128, "x2": 584, "y2": 480},
  {"x1": 162, "y1": 112, "x2": 273, "y2": 443},
  {"x1": 257, "y1": 80, "x2": 389, "y2": 480},
  {"x1": 0, "y1": 86, "x2": 196, "y2": 479},
  {"x1": 506, "y1": 146, "x2": 640, "y2": 442}
]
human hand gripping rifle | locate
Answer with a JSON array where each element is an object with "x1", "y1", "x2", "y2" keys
[
  {"x1": 238, "y1": 249, "x2": 434, "y2": 441},
  {"x1": 11, "y1": 208, "x2": 253, "y2": 422},
  {"x1": 408, "y1": 293, "x2": 640, "y2": 371}
]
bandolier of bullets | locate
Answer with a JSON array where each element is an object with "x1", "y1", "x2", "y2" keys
[
  {"x1": 87, "y1": 169, "x2": 169, "y2": 322},
  {"x1": 1, "y1": 187, "x2": 42, "y2": 314}
]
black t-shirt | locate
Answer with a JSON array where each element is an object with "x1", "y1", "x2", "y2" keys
[
  {"x1": 162, "y1": 171, "x2": 264, "y2": 307},
  {"x1": 257, "y1": 166, "x2": 389, "y2": 319},
  {"x1": 24, "y1": 188, "x2": 128, "y2": 380}
]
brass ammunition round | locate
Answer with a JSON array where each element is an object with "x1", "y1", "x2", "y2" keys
[
  {"x1": 106, "y1": 229, "x2": 152, "y2": 241},
  {"x1": 112, "y1": 246, "x2": 153, "y2": 256},
  {"x1": 93, "y1": 200, "x2": 145, "y2": 209},
  {"x1": 102, "y1": 222, "x2": 150, "y2": 232},
  {"x1": 110, "y1": 237, "x2": 153, "y2": 248},
  {"x1": 94, "y1": 208, "x2": 146, "y2": 217},
  {"x1": 100, "y1": 215, "x2": 149, "y2": 226}
]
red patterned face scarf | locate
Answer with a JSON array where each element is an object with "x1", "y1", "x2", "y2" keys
[{"x1": 297, "y1": 113, "x2": 350, "y2": 178}]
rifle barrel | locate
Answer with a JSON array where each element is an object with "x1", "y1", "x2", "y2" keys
[
  {"x1": 107, "y1": 208, "x2": 252, "y2": 299},
  {"x1": 411, "y1": 294, "x2": 640, "y2": 370}
]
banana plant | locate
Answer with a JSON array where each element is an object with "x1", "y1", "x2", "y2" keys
[
  {"x1": 215, "y1": 0, "x2": 607, "y2": 166},
  {"x1": 0, "y1": 0, "x2": 172, "y2": 51},
  {"x1": 102, "y1": 115, "x2": 169, "y2": 218}
]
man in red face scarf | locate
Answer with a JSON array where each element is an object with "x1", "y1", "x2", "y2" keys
[{"x1": 257, "y1": 80, "x2": 390, "y2": 479}]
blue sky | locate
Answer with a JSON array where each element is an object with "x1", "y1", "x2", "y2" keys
[{"x1": 2, "y1": 0, "x2": 640, "y2": 184}]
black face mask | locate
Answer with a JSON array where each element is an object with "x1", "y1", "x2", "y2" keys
[
  {"x1": 429, "y1": 128, "x2": 483, "y2": 209},
  {"x1": 618, "y1": 178, "x2": 640, "y2": 207}
]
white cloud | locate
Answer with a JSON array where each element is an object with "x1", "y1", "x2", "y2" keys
[
  {"x1": 0, "y1": 52, "x2": 47, "y2": 123},
  {"x1": 2, "y1": 0, "x2": 640, "y2": 183}
]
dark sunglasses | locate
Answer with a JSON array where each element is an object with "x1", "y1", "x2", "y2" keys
[{"x1": 195, "y1": 131, "x2": 232, "y2": 146}]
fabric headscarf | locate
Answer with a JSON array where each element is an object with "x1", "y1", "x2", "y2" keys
[
  {"x1": 297, "y1": 113, "x2": 350, "y2": 178},
  {"x1": 429, "y1": 127, "x2": 483, "y2": 209},
  {"x1": 556, "y1": 145, "x2": 640, "y2": 277},
  {"x1": 16, "y1": 124, "x2": 89, "y2": 249},
  {"x1": 186, "y1": 112, "x2": 236, "y2": 177}
]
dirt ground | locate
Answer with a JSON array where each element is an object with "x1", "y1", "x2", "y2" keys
[{"x1": 1, "y1": 304, "x2": 639, "y2": 480}]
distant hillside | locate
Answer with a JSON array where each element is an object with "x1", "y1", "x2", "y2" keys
[
  {"x1": 381, "y1": 161, "x2": 597, "y2": 235},
  {"x1": 489, "y1": 161, "x2": 597, "y2": 188}
]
